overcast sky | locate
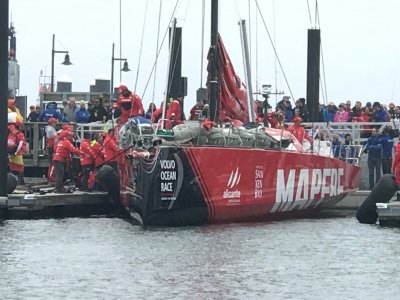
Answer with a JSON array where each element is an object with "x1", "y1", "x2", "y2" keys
[{"x1": 9, "y1": 0, "x2": 400, "y2": 112}]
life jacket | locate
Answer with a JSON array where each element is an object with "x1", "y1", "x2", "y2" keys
[
  {"x1": 7, "y1": 132, "x2": 18, "y2": 154},
  {"x1": 80, "y1": 138, "x2": 95, "y2": 166}
]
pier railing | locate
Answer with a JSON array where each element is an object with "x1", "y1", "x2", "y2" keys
[{"x1": 20, "y1": 121, "x2": 396, "y2": 168}]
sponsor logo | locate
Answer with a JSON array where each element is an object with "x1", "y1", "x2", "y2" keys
[
  {"x1": 271, "y1": 168, "x2": 344, "y2": 213},
  {"x1": 223, "y1": 167, "x2": 241, "y2": 202}
]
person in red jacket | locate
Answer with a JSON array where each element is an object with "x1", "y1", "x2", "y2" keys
[
  {"x1": 287, "y1": 116, "x2": 312, "y2": 145},
  {"x1": 166, "y1": 96, "x2": 183, "y2": 121},
  {"x1": 80, "y1": 133, "x2": 95, "y2": 191},
  {"x1": 53, "y1": 130, "x2": 81, "y2": 193},
  {"x1": 116, "y1": 85, "x2": 144, "y2": 124},
  {"x1": 8, "y1": 124, "x2": 27, "y2": 185},
  {"x1": 46, "y1": 118, "x2": 58, "y2": 182},
  {"x1": 103, "y1": 128, "x2": 119, "y2": 172}
]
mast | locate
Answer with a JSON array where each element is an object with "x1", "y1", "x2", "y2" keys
[
  {"x1": 209, "y1": 0, "x2": 219, "y2": 122},
  {"x1": 306, "y1": 29, "x2": 320, "y2": 122},
  {"x1": 239, "y1": 19, "x2": 255, "y2": 122}
]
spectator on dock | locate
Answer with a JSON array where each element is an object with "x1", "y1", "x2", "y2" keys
[
  {"x1": 365, "y1": 127, "x2": 382, "y2": 190},
  {"x1": 63, "y1": 97, "x2": 79, "y2": 123},
  {"x1": 323, "y1": 102, "x2": 337, "y2": 123},
  {"x1": 53, "y1": 130, "x2": 81, "y2": 193},
  {"x1": 38, "y1": 102, "x2": 64, "y2": 122},
  {"x1": 340, "y1": 133, "x2": 355, "y2": 163},
  {"x1": 333, "y1": 103, "x2": 349, "y2": 122},
  {"x1": 380, "y1": 126, "x2": 395, "y2": 174},
  {"x1": 371, "y1": 102, "x2": 388, "y2": 123},
  {"x1": 27, "y1": 105, "x2": 39, "y2": 122},
  {"x1": 89, "y1": 98, "x2": 108, "y2": 123},
  {"x1": 145, "y1": 103, "x2": 157, "y2": 120},
  {"x1": 79, "y1": 132, "x2": 95, "y2": 191},
  {"x1": 75, "y1": 101, "x2": 90, "y2": 123}
]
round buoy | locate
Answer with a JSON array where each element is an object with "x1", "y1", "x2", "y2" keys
[
  {"x1": 7, "y1": 172, "x2": 17, "y2": 194},
  {"x1": 356, "y1": 174, "x2": 397, "y2": 224}
]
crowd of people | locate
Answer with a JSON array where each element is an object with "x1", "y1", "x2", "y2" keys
[{"x1": 255, "y1": 97, "x2": 398, "y2": 129}]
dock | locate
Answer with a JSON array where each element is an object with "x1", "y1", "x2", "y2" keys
[{"x1": 1, "y1": 177, "x2": 123, "y2": 219}]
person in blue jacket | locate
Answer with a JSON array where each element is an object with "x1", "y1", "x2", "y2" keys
[
  {"x1": 75, "y1": 101, "x2": 90, "y2": 123},
  {"x1": 323, "y1": 102, "x2": 337, "y2": 123},
  {"x1": 371, "y1": 101, "x2": 388, "y2": 122},
  {"x1": 380, "y1": 126, "x2": 394, "y2": 174},
  {"x1": 365, "y1": 127, "x2": 382, "y2": 189},
  {"x1": 37, "y1": 102, "x2": 64, "y2": 122}
]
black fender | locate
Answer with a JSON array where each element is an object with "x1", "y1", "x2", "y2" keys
[
  {"x1": 356, "y1": 174, "x2": 397, "y2": 224},
  {"x1": 7, "y1": 173, "x2": 17, "y2": 194},
  {"x1": 96, "y1": 165, "x2": 120, "y2": 202}
]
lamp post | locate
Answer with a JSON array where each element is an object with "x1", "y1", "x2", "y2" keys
[
  {"x1": 110, "y1": 42, "x2": 131, "y2": 93},
  {"x1": 50, "y1": 34, "x2": 72, "y2": 92}
]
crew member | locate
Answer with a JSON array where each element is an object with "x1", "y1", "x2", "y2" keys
[
  {"x1": 80, "y1": 133, "x2": 95, "y2": 191},
  {"x1": 287, "y1": 117, "x2": 312, "y2": 144},
  {"x1": 7, "y1": 99, "x2": 23, "y2": 124},
  {"x1": 103, "y1": 128, "x2": 119, "y2": 172},
  {"x1": 46, "y1": 118, "x2": 58, "y2": 181},
  {"x1": 8, "y1": 123, "x2": 26, "y2": 185},
  {"x1": 53, "y1": 130, "x2": 81, "y2": 193},
  {"x1": 116, "y1": 85, "x2": 144, "y2": 124},
  {"x1": 166, "y1": 96, "x2": 183, "y2": 121}
]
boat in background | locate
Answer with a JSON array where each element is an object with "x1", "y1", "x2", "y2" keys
[{"x1": 98, "y1": 0, "x2": 361, "y2": 226}]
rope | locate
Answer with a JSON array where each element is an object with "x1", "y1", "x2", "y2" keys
[
  {"x1": 306, "y1": 0, "x2": 313, "y2": 28},
  {"x1": 255, "y1": 0, "x2": 295, "y2": 103},
  {"x1": 141, "y1": 0, "x2": 180, "y2": 100},
  {"x1": 151, "y1": 0, "x2": 163, "y2": 105},
  {"x1": 134, "y1": 0, "x2": 149, "y2": 94}
]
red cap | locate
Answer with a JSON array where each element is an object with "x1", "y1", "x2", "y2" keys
[
  {"x1": 292, "y1": 116, "x2": 303, "y2": 123},
  {"x1": 48, "y1": 118, "x2": 57, "y2": 124},
  {"x1": 7, "y1": 124, "x2": 17, "y2": 134},
  {"x1": 118, "y1": 85, "x2": 128, "y2": 93}
]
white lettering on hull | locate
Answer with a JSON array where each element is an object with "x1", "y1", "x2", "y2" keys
[{"x1": 272, "y1": 168, "x2": 345, "y2": 213}]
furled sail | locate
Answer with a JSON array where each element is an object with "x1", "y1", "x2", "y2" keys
[{"x1": 208, "y1": 34, "x2": 249, "y2": 122}]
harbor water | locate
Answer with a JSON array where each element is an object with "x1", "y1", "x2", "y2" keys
[{"x1": 0, "y1": 216, "x2": 399, "y2": 299}]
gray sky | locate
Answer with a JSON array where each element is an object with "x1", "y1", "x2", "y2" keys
[{"x1": 9, "y1": 0, "x2": 400, "y2": 112}]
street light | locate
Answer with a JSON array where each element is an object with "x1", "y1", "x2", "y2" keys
[
  {"x1": 110, "y1": 42, "x2": 131, "y2": 93},
  {"x1": 50, "y1": 34, "x2": 72, "y2": 92}
]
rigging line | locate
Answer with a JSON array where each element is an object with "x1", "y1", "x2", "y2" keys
[
  {"x1": 306, "y1": 0, "x2": 313, "y2": 28},
  {"x1": 255, "y1": 0, "x2": 259, "y2": 94},
  {"x1": 315, "y1": 0, "x2": 320, "y2": 29},
  {"x1": 255, "y1": 0, "x2": 295, "y2": 103},
  {"x1": 152, "y1": 0, "x2": 163, "y2": 105},
  {"x1": 234, "y1": 0, "x2": 241, "y2": 20},
  {"x1": 134, "y1": 0, "x2": 149, "y2": 94},
  {"x1": 273, "y1": 0, "x2": 278, "y2": 105},
  {"x1": 200, "y1": 0, "x2": 205, "y2": 87},
  {"x1": 141, "y1": 0, "x2": 180, "y2": 100},
  {"x1": 248, "y1": 0, "x2": 252, "y2": 68}
]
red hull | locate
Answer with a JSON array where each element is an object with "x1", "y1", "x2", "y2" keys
[
  {"x1": 121, "y1": 146, "x2": 360, "y2": 226},
  {"x1": 185, "y1": 147, "x2": 360, "y2": 223}
]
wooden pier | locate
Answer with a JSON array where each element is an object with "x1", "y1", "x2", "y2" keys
[{"x1": 1, "y1": 178, "x2": 123, "y2": 219}]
